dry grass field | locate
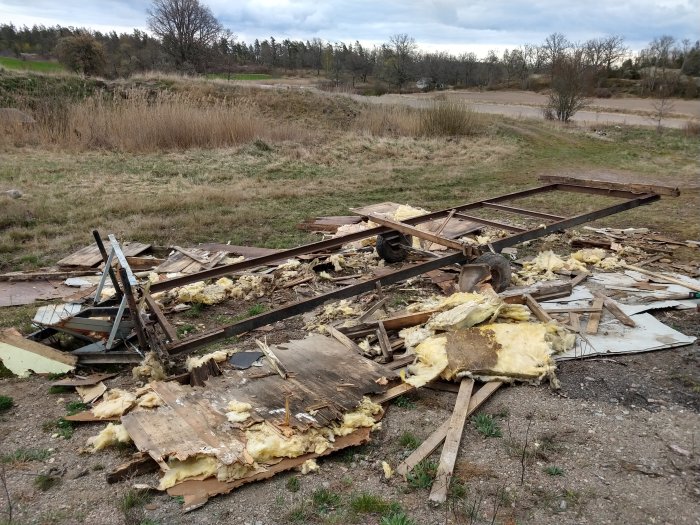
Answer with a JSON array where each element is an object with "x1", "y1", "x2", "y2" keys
[{"x1": 1, "y1": 72, "x2": 699, "y2": 525}]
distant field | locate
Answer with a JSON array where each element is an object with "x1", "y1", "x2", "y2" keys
[
  {"x1": 206, "y1": 72, "x2": 275, "y2": 80},
  {"x1": 0, "y1": 56, "x2": 64, "y2": 73}
]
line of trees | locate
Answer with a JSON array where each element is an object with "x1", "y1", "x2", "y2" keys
[{"x1": 1, "y1": 0, "x2": 698, "y2": 97}]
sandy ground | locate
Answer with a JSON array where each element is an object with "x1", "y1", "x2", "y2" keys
[{"x1": 242, "y1": 78, "x2": 700, "y2": 129}]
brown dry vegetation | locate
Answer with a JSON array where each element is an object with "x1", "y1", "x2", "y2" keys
[{"x1": 0, "y1": 73, "x2": 698, "y2": 273}]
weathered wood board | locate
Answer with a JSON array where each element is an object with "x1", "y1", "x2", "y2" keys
[{"x1": 57, "y1": 242, "x2": 151, "y2": 268}]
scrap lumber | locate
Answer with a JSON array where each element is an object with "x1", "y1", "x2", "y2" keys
[
  {"x1": 594, "y1": 292, "x2": 636, "y2": 327},
  {"x1": 57, "y1": 242, "x2": 151, "y2": 268},
  {"x1": 76, "y1": 382, "x2": 107, "y2": 403},
  {"x1": 106, "y1": 452, "x2": 159, "y2": 484},
  {"x1": 570, "y1": 272, "x2": 588, "y2": 287},
  {"x1": 376, "y1": 321, "x2": 393, "y2": 363},
  {"x1": 371, "y1": 383, "x2": 415, "y2": 404},
  {"x1": 500, "y1": 280, "x2": 572, "y2": 304},
  {"x1": 362, "y1": 214, "x2": 466, "y2": 251},
  {"x1": 50, "y1": 373, "x2": 117, "y2": 387},
  {"x1": 172, "y1": 245, "x2": 209, "y2": 265},
  {"x1": 358, "y1": 298, "x2": 387, "y2": 323},
  {"x1": 586, "y1": 298, "x2": 605, "y2": 335},
  {"x1": 0, "y1": 328, "x2": 77, "y2": 377},
  {"x1": 0, "y1": 269, "x2": 96, "y2": 282},
  {"x1": 568, "y1": 312, "x2": 581, "y2": 332},
  {"x1": 396, "y1": 382, "x2": 502, "y2": 476},
  {"x1": 196, "y1": 243, "x2": 282, "y2": 258},
  {"x1": 297, "y1": 216, "x2": 362, "y2": 232},
  {"x1": 327, "y1": 326, "x2": 364, "y2": 355},
  {"x1": 622, "y1": 264, "x2": 700, "y2": 292},
  {"x1": 429, "y1": 378, "x2": 474, "y2": 503},
  {"x1": 524, "y1": 294, "x2": 554, "y2": 323}
]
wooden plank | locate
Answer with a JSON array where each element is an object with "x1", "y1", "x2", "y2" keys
[
  {"x1": 542, "y1": 306, "x2": 604, "y2": 313},
  {"x1": 197, "y1": 243, "x2": 282, "y2": 258},
  {"x1": 586, "y1": 298, "x2": 605, "y2": 335},
  {"x1": 594, "y1": 292, "x2": 637, "y2": 328},
  {"x1": 570, "y1": 272, "x2": 588, "y2": 287},
  {"x1": 106, "y1": 452, "x2": 159, "y2": 484},
  {"x1": 50, "y1": 373, "x2": 117, "y2": 387},
  {"x1": 500, "y1": 280, "x2": 572, "y2": 304},
  {"x1": 429, "y1": 378, "x2": 474, "y2": 503},
  {"x1": 376, "y1": 321, "x2": 393, "y2": 363},
  {"x1": 371, "y1": 383, "x2": 414, "y2": 404},
  {"x1": 379, "y1": 310, "x2": 439, "y2": 331},
  {"x1": 358, "y1": 298, "x2": 387, "y2": 323},
  {"x1": 569, "y1": 312, "x2": 581, "y2": 332},
  {"x1": 57, "y1": 242, "x2": 150, "y2": 268},
  {"x1": 622, "y1": 264, "x2": 700, "y2": 292},
  {"x1": 144, "y1": 293, "x2": 178, "y2": 342},
  {"x1": 538, "y1": 175, "x2": 680, "y2": 197},
  {"x1": 173, "y1": 246, "x2": 210, "y2": 265},
  {"x1": 524, "y1": 294, "x2": 554, "y2": 323},
  {"x1": 396, "y1": 381, "x2": 502, "y2": 476},
  {"x1": 362, "y1": 214, "x2": 466, "y2": 251},
  {"x1": 327, "y1": 326, "x2": 364, "y2": 355}
]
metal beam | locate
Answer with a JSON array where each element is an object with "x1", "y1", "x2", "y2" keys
[
  {"x1": 150, "y1": 184, "x2": 559, "y2": 293},
  {"x1": 452, "y1": 212, "x2": 527, "y2": 232},
  {"x1": 481, "y1": 202, "x2": 565, "y2": 221},
  {"x1": 166, "y1": 251, "x2": 469, "y2": 355},
  {"x1": 489, "y1": 193, "x2": 659, "y2": 251}
]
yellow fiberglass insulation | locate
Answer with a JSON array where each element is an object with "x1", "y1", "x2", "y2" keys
[
  {"x1": 392, "y1": 204, "x2": 429, "y2": 222},
  {"x1": 519, "y1": 251, "x2": 588, "y2": 281},
  {"x1": 333, "y1": 396, "x2": 383, "y2": 436},
  {"x1": 137, "y1": 391, "x2": 163, "y2": 408},
  {"x1": 132, "y1": 352, "x2": 166, "y2": 382},
  {"x1": 176, "y1": 281, "x2": 206, "y2": 303},
  {"x1": 92, "y1": 389, "x2": 136, "y2": 418},
  {"x1": 398, "y1": 325, "x2": 434, "y2": 352},
  {"x1": 86, "y1": 423, "x2": 131, "y2": 452},
  {"x1": 496, "y1": 303, "x2": 530, "y2": 322},
  {"x1": 158, "y1": 455, "x2": 219, "y2": 490},
  {"x1": 426, "y1": 296, "x2": 501, "y2": 331},
  {"x1": 245, "y1": 422, "x2": 333, "y2": 463},
  {"x1": 225, "y1": 399, "x2": 252, "y2": 423},
  {"x1": 598, "y1": 256, "x2": 622, "y2": 270},
  {"x1": 185, "y1": 350, "x2": 230, "y2": 371},
  {"x1": 571, "y1": 248, "x2": 607, "y2": 264},
  {"x1": 328, "y1": 254, "x2": 345, "y2": 272},
  {"x1": 404, "y1": 336, "x2": 449, "y2": 388},
  {"x1": 300, "y1": 458, "x2": 319, "y2": 474},
  {"x1": 192, "y1": 283, "x2": 228, "y2": 305},
  {"x1": 545, "y1": 322, "x2": 577, "y2": 354},
  {"x1": 406, "y1": 291, "x2": 488, "y2": 313}
]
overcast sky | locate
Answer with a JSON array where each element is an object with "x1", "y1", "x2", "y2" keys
[{"x1": 1, "y1": 0, "x2": 698, "y2": 56}]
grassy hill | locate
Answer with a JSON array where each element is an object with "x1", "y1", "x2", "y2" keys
[{"x1": 0, "y1": 56, "x2": 65, "y2": 73}]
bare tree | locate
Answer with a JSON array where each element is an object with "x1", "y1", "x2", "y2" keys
[
  {"x1": 147, "y1": 0, "x2": 223, "y2": 71},
  {"x1": 545, "y1": 48, "x2": 590, "y2": 122},
  {"x1": 385, "y1": 33, "x2": 416, "y2": 92},
  {"x1": 542, "y1": 32, "x2": 570, "y2": 78}
]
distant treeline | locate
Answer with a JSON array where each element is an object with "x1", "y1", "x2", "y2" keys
[{"x1": 1, "y1": 23, "x2": 699, "y2": 96}]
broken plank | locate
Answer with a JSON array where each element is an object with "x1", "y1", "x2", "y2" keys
[
  {"x1": 570, "y1": 272, "x2": 588, "y2": 288},
  {"x1": 542, "y1": 306, "x2": 604, "y2": 314},
  {"x1": 57, "y1": 242, "x2": 151, "y2": 268},
  {"x1": 396, "y1": 381, "x2": 502, "y2": 476},
  {"x1": 376, "y1": 321, "x2": 393, "y2": 363},
  {"x1": 361, "y1": 214, "x2": 466, "y2": 251},
  {"x1": 196, "y1": 243, "x2": 282, "y2": 258},
  {"x1": 106, "y1": 452, "x2": 160, "y2": 484},
  {"x1": 0, "y1": 329, "x2": 77, "y2": 377},
  {"x1": 172, "y1": 246, "x2": 210, "y2": 265},
  {"x1": 586, "y1": 298, "x2": 605, "y2": 335},
  {"x1": 327, "y1": 326, "x2": 364, "y2": 355},
  {"x1": 524, "y1": 294, "x2": 554, "y2": 323},
  {"x1": 377, "y1": 310, "x2": 440, "y2": 331},
  {"x1": 569, "y1": 312, "x2": 581, "y2": 332},
  {"x1": 429, "y1": 378, "x2": 474, "y2": 503},
  {"x1": 371, "y1": 383, "x2": 414, "y2": 404},
  {"x1": 358, "y1": 297, "x2": 387, "y2": 323},
  {"x1": 144, "y1": 293, "x2": 178, "y2": 342},
  {"x1": 50, "y1": 373, "x2": 117, "y2": 387},
  {"x1": 594, "y1": 292, "x2": 636, "y2": 328},
  {"x1": 622, "y1": 264, "x2": 700, "y2": 293},
  {"x1": 500, "y1": 280, "x2": 572, "y2": 304}
]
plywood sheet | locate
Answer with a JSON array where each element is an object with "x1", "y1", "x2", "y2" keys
[
  {"x1": 57, "y1": 242, "x2": 151, "y2": 268},
  {"x1": 0, "y1": 281, "x2": 75, "y2": 307},
  {"x1": 0, "y1": 330, "x2": 77, "y2": 377}
]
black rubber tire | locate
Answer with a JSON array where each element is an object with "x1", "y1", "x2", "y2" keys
[
  {"x1": 376, "y1": 232, "x2": 412, "y2": 263},
  {"x1": 473, "y1": 252, "x2": 512, "y2": 292}
]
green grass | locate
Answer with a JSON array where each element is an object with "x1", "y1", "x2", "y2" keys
[
  {"x1": 34, "y1": 474, "x2": 60, "y2": 491},
  {"x1": 1, "y1": 447, "x2": 50, "y2": 463},
  {"x1": 65, "y1": 401, "x2": 89, "y2": 415},
  {"x1": 406, "y1": 459, "x2": 438, "y2": 490},
  {"x1": 48, "y1": 385, "x2": 71, "y2": 394},
  {"x1": 285, "y1": 475, "x2": 300, "y2": 492},
  {"x1": 118, "y1": 488, "x2": 153, "y2": 512},
  {"x1": 392, "y1": 395, "x2": 415, "y2": 409},
  {"x1": 0, "y1": 56, "x2": 65, "y2": 73},
  {"x1": 381, "y1": 513, "x2": 416, "y2": 525},
  {"x1": 472, "y1": 413, "x2": 502, "y2": 438},
  {"x1": 311, "y1": 488, "x2": 341, "y2": 513},
  {"x1": 349, "y1": 493, "x2": 401, "y2": 516},
  {"x1": 176, "y1": 324, "x2": 197, "y2": 337},
  {"x1": 42, "y1": 418, "x2": 74, "y2": 439},
  {"x1": 0, "y1": 395, "x2": 13, "y2": 411},
  {"x1": 545, "y1": 465, "x2": 565, "y2": 476},
  {"x1": 398, "y1": 431, "x2": 420, "y2": 450}
]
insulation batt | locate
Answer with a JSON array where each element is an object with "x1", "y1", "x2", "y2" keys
[
  {"x1": 186, "y1": 350, "x2": 230, "y2": 371},
  {"x1": 426, "y1": 297, "x2": 501, "y2": 331},
  {"x1": 225, "y1": 399, "x2": 252, "y2": 423},
  {"x1": 132, "y1": 352, "x2": 166, "y2": 381},
  {"x1": 300, "y1": 459, "x2": 319, "y2": 474},
  {"x1": 382, "y1": 461, "x2": 393, "y2": 479},
  {"x1": 86, "y1": 423, "x2": 131, "y2": 451},
  {"x1": 137, "y1": 391, "x2": 163, "y2": 408},
  {"x1": 92, "y1": 389, "x2": 136, "y2": 418},
  {"x1": 328, "y1": 254, "x2": 345, "y2": 272},
  {"x1": 405, "y1": 336, "x2": 449, "y2": 387},
  {"x1": 158, "y1": 456, "x2": 219, "y2": 490}
]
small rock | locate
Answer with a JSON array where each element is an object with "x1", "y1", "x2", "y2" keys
[
  {"x1": 144, "y1": 503, "x2": 159, "y2": 511},
  {"x1": 5, "y1": 189, "x2": 22, "y2": 199},
  {"x1": 65, "y1": 468, "x2": 89, "y2": 480},
  {"x1": 559, "y1": 500, "x2": 568, "y2": 510}
]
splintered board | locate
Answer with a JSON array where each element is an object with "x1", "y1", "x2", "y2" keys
[{"x1": 57, "y1": 242, "x2": 151, "y2": 268}]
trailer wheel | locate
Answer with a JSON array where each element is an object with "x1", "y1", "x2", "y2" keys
[
  {"x1": 376, "y1": 232, "x2": 412, "y2": 263},
  {"x1": 473, "y1": 252, "x2": 512, "y2": 292}
]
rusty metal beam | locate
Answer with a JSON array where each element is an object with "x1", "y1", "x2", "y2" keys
[
  {"x1": 481, "y1": 202, "x2": 565, "y2": 221},
  {"x1": 150, "y1": 184, "x2": 559, "y2": 293},
  {"x1": 166, "y1": 251, "x2": 469, "y2": 355},
  {"x1": 452, "y1": 212, "x2": 527, "y2": 233}
]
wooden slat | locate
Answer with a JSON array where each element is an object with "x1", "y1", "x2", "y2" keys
[
  {"x1": 569, "y1": 312, "x2": 580, "y2": 332},
  {"x1": 429, "y1": 378, "x2": 474, "y2": 503},
  {"x1": 586, "y1": 298, "x2": 605, "y2": 334},
  {"x1": 326, "y1": 326, "x2": 364, "y2": 355},
  {"x1": 524, "y1": 294, "x2": 554, "y2": 323},
  {"x1": 362, "y1": 214, "x2": 466, "y2": 251},
  {"x1": 371, "y1": 383, "x2": 414, "y2": 404},
  {"x1": 376, "y1": 321, "x2": 393, "y2": 363},
  {"x1": 57, "y1": 242, "x2": 150, "y2": 268},
  {"x1": 622, "y1": 264, "x2": 700, "y2": 293},
  {"x1": 396, "y1": 381, "x2": 502, "y2": 476},
  {"x1": 594, "y1": 292, "x2": 637, "y2": 328},
  {"x1": 144, "y1": 293, "x2": 178, "y2": 342}
]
